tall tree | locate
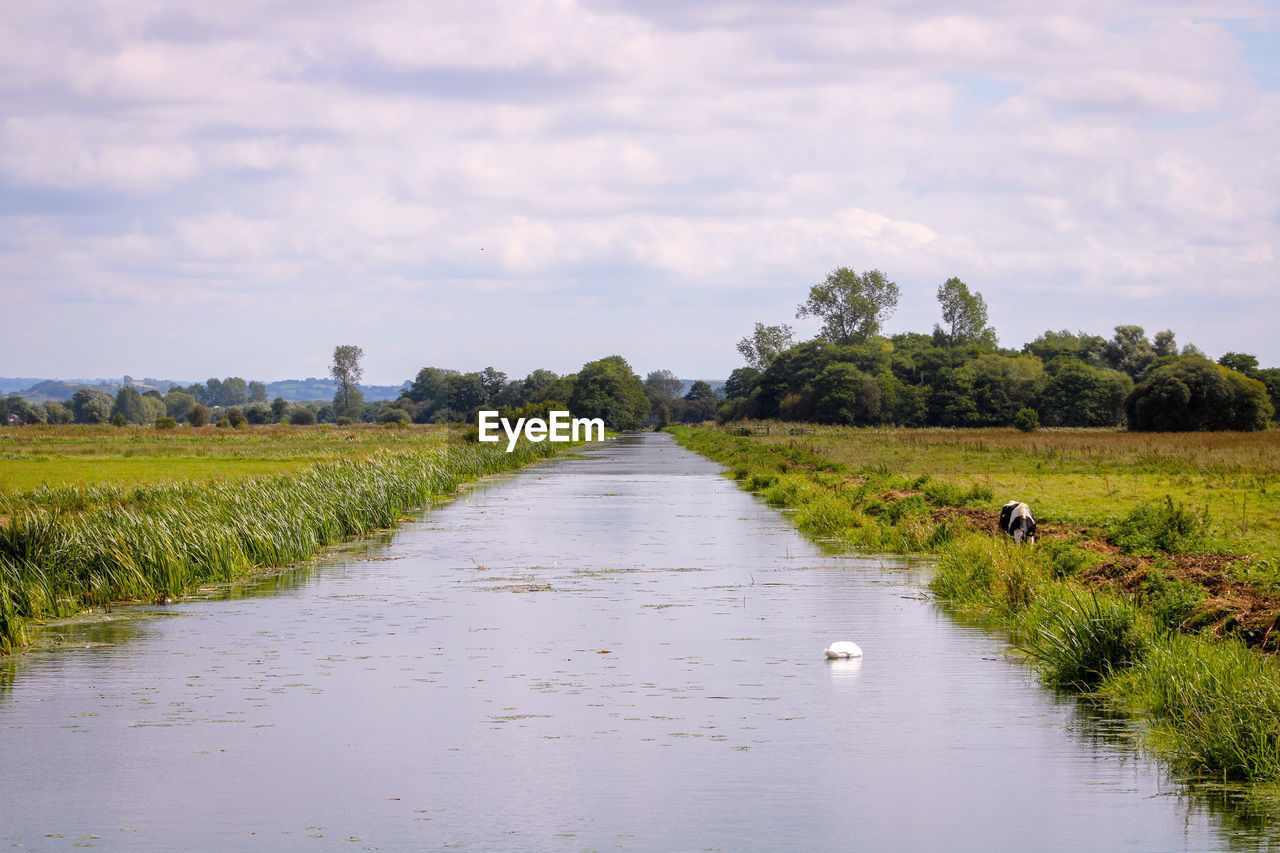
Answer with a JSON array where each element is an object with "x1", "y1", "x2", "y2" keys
[
  {"x1": 644, "y1": 370, "x2": 683, "y2": 399},
  {"x1": 569, "y1": 355, "x2": 649, "y2": 430},
  {"x1": 736, "y1": 323, "x2": 795, "y2": 369},
  {"x1": 331, "y1": 345, "x2": 365, "y2": 421},
  {"x1": 796, "y1": 267, "x2": 899, "y2": 345},
  {"x1": 935, "y1": 277, "x2": 995, "y2": 347}
]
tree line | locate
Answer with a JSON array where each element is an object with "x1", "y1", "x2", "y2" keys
[{"x1": 719, "y1": 267, "x2": 1277, "y2": 431}]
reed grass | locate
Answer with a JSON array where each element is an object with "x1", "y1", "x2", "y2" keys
[{"x1": 0, "y1": 437, "x2": 560, "y2": 653}]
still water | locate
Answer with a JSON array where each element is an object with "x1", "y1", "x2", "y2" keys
[{"x1": 1, "y1": 432, "x2": 1275, "y2": 851}]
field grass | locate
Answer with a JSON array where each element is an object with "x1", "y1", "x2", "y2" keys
[
  {"x1": 670, "y1": 422, "x2": 1280, "y2": 787},
  {"x1": 0, "y1": 423, "x2": 570, "y2": 653},
  {"x1": 0, "y1": 424, "x2": 442, "y2": 492}
]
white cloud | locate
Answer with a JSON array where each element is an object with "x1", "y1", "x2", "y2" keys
[{"x1": 0, "y1": 0, "x2": 1277, "y2": 381}]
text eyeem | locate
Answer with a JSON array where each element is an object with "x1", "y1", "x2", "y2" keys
[{"x1": 477, "y1": 410, "x2": 605, "y2": 452}]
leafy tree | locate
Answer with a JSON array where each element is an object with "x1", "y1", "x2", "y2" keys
[
  {"x1": 188, "y1": 403, "x2": 210, "y2": 427},
  {"x1": 935, "y1": 277, "x2": 996, "y2": 347},
  {"x1": 811, "y1": 363, "x2": 881, "y2": 425},
  {"x1": 245, "y1": 402, "x2": 272, "y2": 424},
  {"x1": 331, "y1": 345, "x2": 365, "y2": 421},
  {"x1": 0, "y1": 395, "x2": 41, "y2": 425},
  {"x1": 249, "y1": 381, "x2": 268, "y2": 403},
  {"x1": 1039, "y1": 362, "x2": 1131, "y2": 427},
  {"x1": 288, "y1": 405, "x2": 316, "y2": 425},
  {"x1": 1152, "y1": 330, "x2": 1178, "y2": 358},
  {"x1": 444, "y1": 373, "x2": 486, "y2": 421},
  {"x1": 722, "y1": 367, "x2": 760, "y2": 400},
  {"x1": 1022, "y1": 330, "x2": 1108, "y2": 370},
  {"x1": 796, "y1": 267, "x2": 899, "y2": 344},
  {"x1": 927, "y1": 365, "x2": 980, "y2": 427},
  {"x1": 644, "y1": 370, "x2": 684, "y2": 399},
  {"x1": 1219, "y1": 352, "x2": 1260, "y2": 376},
  {"x1": 270, "y1": 397, "x2": 289, "y2": 422},
  {"x1": 478, "y1": 367, "x2": 507, "y2": 401},
  {"x1": 226, "y1": 407, "x2": 247, "y2": 428},
  {"x1": 569, "y1": 355, "x2": 649, "y2": 430},
  {"x1": 969, "y1": 354, "x2": 1046, "y2": 426},
  {"x1": 141, "y1": 395, "x2": 165, "y2": 423},
  {"x1": 71, "y1": 387, "x2": 115, "y2": 424},
  {"x1": 164, "y1": 391, "x2": 197, "y2": 422},
  {"x1": 736, "y1": 323, "x2": 795, "y2": 369},
  {"x1": 205, "y1": 378, "x2": 223, "y2": 407},
  {"x1": 44, "y1": 401, "x2": 73, "y2": 424},
  {"x1": 1104, "y1": 325, "x2": 1156, "y2": 379},
  {"x1": 220, "y1": 377, "x2": 249, "y2": 406},
  {"x1": 113, "y1": 386, "x2": 147, "y2": 424},
  {"x1": 1126, "y1": 357, "x2": 1272, "y2": 431},
  {"x1": 684, "y1": 381, "x2": 717, "y2": 401},
  {"x1": 408, "y1": 366, "x2": 454, "y2": 419},
  {"x1": 876, "y1": 371, "x2": 927, "y2": 426}
]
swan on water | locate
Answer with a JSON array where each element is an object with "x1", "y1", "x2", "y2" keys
[{"x1": 825, "y1": 641, "x2": 862, "y2": 659}]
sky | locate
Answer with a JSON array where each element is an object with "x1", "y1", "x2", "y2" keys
[{"x1": 2, "y1": 1, "x2": 1278, "y2": 385}]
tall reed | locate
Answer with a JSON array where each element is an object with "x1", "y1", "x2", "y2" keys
[{"x1": 0, "y1": 439, "x2": 559, "y2": 652}]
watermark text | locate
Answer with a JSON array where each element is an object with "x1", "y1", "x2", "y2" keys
[{"x1": 478, "y1": 410, "x2": 605, "y2": 451}]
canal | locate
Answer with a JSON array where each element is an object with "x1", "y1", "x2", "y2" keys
[{"x1": 0, "y1": 432, "x2": 1269, "y2": 850}]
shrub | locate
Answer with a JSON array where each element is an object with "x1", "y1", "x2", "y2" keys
[
  {"x1": 216, "y1": 417, "x2": 232, "y2": 429},
  {"x1": 188, "y1": 404, "x2": 210, "y2": 427},
  {"x1": 155, "y1": 417, "x2": 178, "y2": 430},
  {"x1": 289, "y1": 407, "x2": 317, "y2": 426},
  {"x1": 377, "y1": 407, "x2": 410, "y2": 424},
  {"x1": 1013, "y1": 407, "x2": 1039, "y2": 432},
  {"x1": 1110, "y1": 496, "x2": 1208, "y2": 555},
  {"x1": 226, "y1": 407, "x2": 247, "y2": 428},
  {"x1": 111, "y1": 412, "x2": 126, "y2": 427},
  {"x1": 1139, "y1": 570, "x2": 1207, "y2": 633}
]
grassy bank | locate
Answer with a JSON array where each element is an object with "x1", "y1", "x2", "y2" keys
[
  {"x1": 670, "y1": 423, "x2": 1280, "y2": 785},
  {"x1": 0, "y1": 427, "x2": 566, "y2": 653}
]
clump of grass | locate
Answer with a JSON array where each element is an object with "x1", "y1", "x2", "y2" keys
[
  {"x1": 929, "y1": 536, "x2": 1049, "y2": 614},
  {"x1": 1020, "y1": 586, "x2": 1152, "y2": 691},
  {"x1": 1110, "y1": 495, "x2": 1209, "y2": 555},
  {"x1": 922, "y1": 480, "x2": 994, "y2": 508},
  {"x1": 1105, "y1": 633, "x2": 1280, "y2": 782}
]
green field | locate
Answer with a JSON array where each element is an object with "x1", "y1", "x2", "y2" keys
[{"x1": 0, "y1": 423, "x2": 450, "y2": 492}]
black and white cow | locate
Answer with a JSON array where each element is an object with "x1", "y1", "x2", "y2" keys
[{"x1": 999, "y1": 500, "x2": 1036, "y2": 544}]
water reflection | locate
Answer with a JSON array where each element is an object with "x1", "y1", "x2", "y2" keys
[{"x1": 0, "y1": 432, "x2": 1278, "y2": 851}]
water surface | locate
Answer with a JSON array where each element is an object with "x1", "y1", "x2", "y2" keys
[{"x1": 1, "y1": 432, "x2": 1274, "y2": 851}]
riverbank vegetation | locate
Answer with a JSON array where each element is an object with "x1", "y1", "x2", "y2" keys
[
  {"x1": 0, "y1": 426, "x2": 567, "y2": 653},
  {"x1": 670, "y1": 423, "x2": 1280, "y2": 784}
]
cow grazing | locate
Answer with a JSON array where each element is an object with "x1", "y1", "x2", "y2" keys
[{"x1": 999, "y1": 501, "x2": 1037, "y2": 544}]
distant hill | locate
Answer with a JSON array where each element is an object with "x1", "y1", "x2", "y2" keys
[
  {"x1": 5, "y1": 377, "x2": 408, "y2": 403},
  {"x1": 0, "y1": 377, "x2": 42, "y2": 395},
  {"x1": 262, "y1": 378, "x2": 408, "y2": 402}
]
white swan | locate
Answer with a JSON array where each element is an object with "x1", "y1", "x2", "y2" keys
[{"x1": 824, "y1": 641, "x2": 862, "y2": 659}]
